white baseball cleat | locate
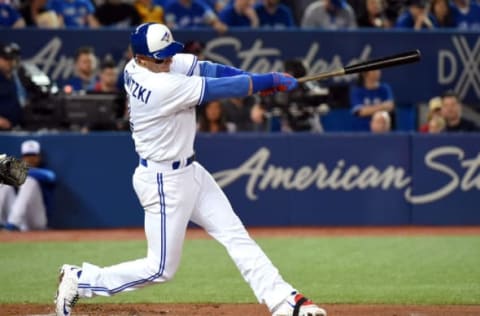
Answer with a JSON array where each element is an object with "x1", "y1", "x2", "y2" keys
[
  {"x1": 54, "y1": 264, "x2": 81, "y2": 316},
  {"x1": 272, "y1": 291, "x2": 327, "y2": 316}
]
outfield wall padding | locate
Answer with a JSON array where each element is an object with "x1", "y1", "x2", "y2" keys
[{"x1": 1, "y1": 133, "x2": 479, "y2": 228}]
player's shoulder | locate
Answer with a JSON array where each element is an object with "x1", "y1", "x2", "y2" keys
[
  {"x1": 171, "y1": 53, "x2": 199, "y2": 75},
  {"x1": 124, "y1": 58, "x2": 137, "y2": 72},
  {"x1": 173, "y1": 53, "x2": 197, "y2": 64}
]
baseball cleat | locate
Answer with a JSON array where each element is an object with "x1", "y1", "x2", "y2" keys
[
  {"x1": 272, "y1": 291, "x2": 327, "y2": 316},
  {"x1": 54, "y1": 264, "x2": 81, "y2": 316}
]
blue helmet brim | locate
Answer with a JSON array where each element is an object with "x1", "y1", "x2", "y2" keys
[{"x1": 151, "y1": 41, "x2": 184, "y2": 59}]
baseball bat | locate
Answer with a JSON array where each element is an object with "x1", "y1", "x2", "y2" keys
[{"x1": 297, "y1": 50, "x2": 421, "y2": 83}]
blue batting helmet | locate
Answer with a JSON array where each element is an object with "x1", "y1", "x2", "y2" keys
[{"x1": 130, "y1": 23, "x2": 184, "y2": 59}]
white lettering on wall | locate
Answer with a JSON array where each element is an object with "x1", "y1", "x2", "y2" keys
[
  {"x1": 205, "y1": 37, "x2": 372, "y2": 82},
  {"x1": 26, "y1": 36, "x2": 373, "y2": 85},
  {"x1": 437, "y1": 36, "x2": 480, "y2": 99},
  {"x1": 213, "y1": 146, "x2": 480, "y2": 204}
]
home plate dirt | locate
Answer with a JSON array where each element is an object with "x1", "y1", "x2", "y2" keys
[{"x1": 2, "y1": 303, "x2": 480, "y2": 316}]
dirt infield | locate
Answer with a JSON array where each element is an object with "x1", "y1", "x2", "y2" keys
[
  {"x1": 2, "y1": 303, "x2": 480, "y2": 316},
  {"x1": 2, "y1": 226, "x2": 480, "y2": 243},
  {"x1": 1, "y1": 226, "x2": 480, "y2": 316}
]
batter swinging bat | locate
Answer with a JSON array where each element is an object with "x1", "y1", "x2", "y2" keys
[{"x1": 297, "y1": 50, "x2": 421, "y2": 83}]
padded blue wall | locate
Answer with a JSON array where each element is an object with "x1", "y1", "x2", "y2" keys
[{"x1": 1, "y1": 133, "x2": 479, "y2": 228}]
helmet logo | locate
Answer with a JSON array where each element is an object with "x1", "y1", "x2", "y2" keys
[{"x1": 161, "y1": 32, "x2": 170, "y2": 43}]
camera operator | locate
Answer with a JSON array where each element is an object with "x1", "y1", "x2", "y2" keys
[
  {"x1": 8, "y1": 42, "x2": 61, "y2": 131},
  {"x1": 258, "y1": 59, "x2": 328, "y2": 132},
  {"x1": 0, "y1": 42, "x2": 23, "y2": 131}
]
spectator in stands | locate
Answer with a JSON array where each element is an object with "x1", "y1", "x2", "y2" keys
[
  {"x1": 0, "y1": 43, "x2": 23, "y2": 131},
  {"x1": 450, "y1": 0, "x2": 480, "y2": 30},
  {"x1": 182, "y1": 40, "x2": 206, "y2": 60},
  {"x1": 255, "y1": 0, "x2": 295, "y2": 28},
  {"x1": 370, "y1": 110, "x2": 391, "y2": 133},
  {"x1": 96, "y1": 0, "x2": 142, "y2": 27},
  {"x1": 301, "y1": 0, "x2": 357, "y2": 29},
  {"x1": 395, "y1": 0, "x2": 438, "y2": 29},
  {"x1": 0, "y1": 140, "x2": 56, "y2": 232},
  {"x1": 197, "y1": 100, "x2": 235, "y2": 133},
  {"x1": 64, "y1": 46, "x2": 97, "y2": 92},
  {"x1": 356, "y1": 0, "x2": 392, "y2": 28},
  {"x1": 47, "y1": 0, "x2": 99, "y2": 28},
  {"x1": 222, "y1": 96, "x2": 259, "y2": 131},
  {"x1": 281, "y1": 0, "x2": 315, "y2": 25},
  {"x1": 430, "y1": 0, "x2": 456, "y2": 27},
  {"x1": 134, "y1": 0, "x2": 165, "y2": 24},
  {"x1": 219, "y1": 0, "x2": 259, "y2": 27},
  {"x1": 20, "y1": 0, "x2": 61, "y2": 28},
  {"x1": 0, "y1": 2, "x2": 26, "y2": 27},
  {"x1": 441, "y1": 90, "x2": 479, "y2": 132},
  {"x1": 428, "y1": 115, "x2": 446, "y2": 133},
  {"x1": 164, "y1": 0, "x2": 228, "y2": 33},
  {"x1": 249, "y1": 103, "x2": 269, "y2": 131},
  {"x1": 204, "y1": 0, "x2": 228, "y2": 13},
  {"x1": 419, "y1": 96, "x2": 443, "y2": 133},
  {"x1": 383, "y1": 0, "x2": 407, "y2": 24},
  {"x1": 89, "y1": 71, "x2": 125, "y2": 130},
  {"x1": 350, "y1": 69, "x2": 395, "y2": 131},
  {"x1": 91, "y1": 58, "x2": 119, "y2": 93}
]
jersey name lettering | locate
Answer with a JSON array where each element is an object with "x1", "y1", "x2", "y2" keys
[{"x1": 124, "y1": 70, "x2": 152, "y2": 104}]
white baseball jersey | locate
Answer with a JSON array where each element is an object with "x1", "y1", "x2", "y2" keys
[{"x1": 124, "y1": 54, "x2": 203, "y2": 162}]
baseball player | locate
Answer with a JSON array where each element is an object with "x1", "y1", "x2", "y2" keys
[
  {"x1": 55, "y1": 23, "x2": 327, "y2": 316},
  {"x1": 0, "y1": 140, "x2": 56, "y2": 231}
]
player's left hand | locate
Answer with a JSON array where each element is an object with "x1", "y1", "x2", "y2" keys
[
  {"x1": 272, "y1": 72, "x2": 298, "y2": 92},
  {"x1": 258, "y1": 73, "x2": 297, "y2": 96},
  {"x1": 0, "y1": 154, "x2": 29, "y2": 187}
]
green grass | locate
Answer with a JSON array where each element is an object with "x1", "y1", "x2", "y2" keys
[{"x1": 0, "y1": 236, "x2": 479, "y2": 305}]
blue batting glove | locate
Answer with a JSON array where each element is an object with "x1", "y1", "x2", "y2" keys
[{"x1": 272, "y1": 72, "x2": 298, "y2": 92}]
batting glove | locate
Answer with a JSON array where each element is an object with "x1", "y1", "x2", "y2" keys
[{"x1": 272, "y1": 72, "x2": 298, "y2": 92}]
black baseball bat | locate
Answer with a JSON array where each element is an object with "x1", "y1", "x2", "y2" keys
[{"x1": 297, "y1": 50, "x2": 421, "y2": 83}]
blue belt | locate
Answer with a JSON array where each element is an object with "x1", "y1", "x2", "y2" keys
[{"x1": 140, "y1": 154, "x2": 195, "y2": 170}]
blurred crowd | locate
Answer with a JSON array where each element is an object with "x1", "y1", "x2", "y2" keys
[
  {"x1": 1, "y1": 0, "x2": 479, "y2": 134},
  {"x1": 0, "y1": 0, "x2": 479, "y2": 31}
]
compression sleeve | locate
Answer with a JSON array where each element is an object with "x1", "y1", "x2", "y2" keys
[
  {"x1": 199, "y1": 61, "x2": 249, "y2": 78},
  {"x1": 200, "y1": 73, "x2": 275, "y2": 104},
  {"x1": 201, "y1": 75, "x2": 250, "y2": 103}
]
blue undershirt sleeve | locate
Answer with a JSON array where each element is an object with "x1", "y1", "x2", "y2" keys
[
  {"x1": 199, "y1": 73, "x2": 275, "y2": 104},
  {"x1": 199, "y1": 61, "x2": 249, "y2": 78},
  {"x1": 201, "y1": 75, "x2": 250, "y2": 103}
]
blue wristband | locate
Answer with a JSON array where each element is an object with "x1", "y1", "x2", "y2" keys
[{"x1": 250, "y1": 73, "x2": 274, "y2": 93}]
